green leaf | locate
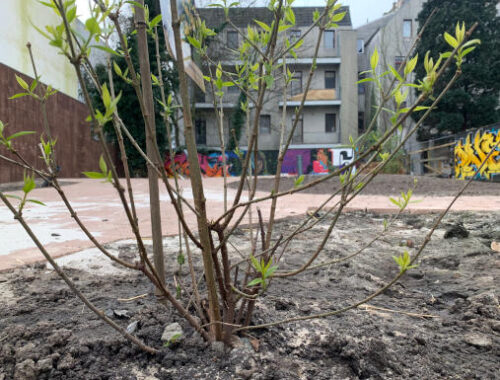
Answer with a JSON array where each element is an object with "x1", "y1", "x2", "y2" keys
[
  {"x1": 99, "y1": 155, "x2": 107, "y2": 174},
  {"x1": 266, "y1": 265, "x2": 278, "y2": 277},
  {"x1": 250, "y1": 255, "x2": 261, "y2": 272},
  {"x1": 186, "y1": 36, "x2": 201, "y2": 49},
  {"x1": 149, "y1": 14, "x2": 162, "y2": 28},
  {"x1": 83, "y1": 171, "x2": 105, "y2": 179},
  {"x1": 404, "y1": 54, "x2": 418, "y2": 76},
  {"x1": 294, "y1": 175, "x2": 305, "y2": 187},
  {"x1": 370, "y1": 48, "x2": 379, "y2": 71},
  {"x1": 389, "y1": 197, "x2": 400, "y2": 207},
  {"x1": 92, "y1": 45, "x2": 121, "y2": 57},
  {"x1": 389, "y1": 65, "x2": 403, "y2": 82},
  {"x1": 85, "y1": 17, "x2": 101, "y2": 36},
  {"x1": 357, "y1": 77, "x2": 374, "y2": 84},
  {"x1": 23, "y1": 174, "x2": 36, "y2": 194},
  {"x1": 443, "y1": 32, "x2": 458, "y2": 48},
  {"x1": 9, "y1": 93, "x2": 29, "y2": 100},
  {"x1": 15, "y1": 75, "x2": 29, "y2": 91},
  {"x1": 331, "y1": 11, "x2": 346, "y2": 23},
  {"x1": 4, "y1": 194, "x2": 22, "y2": 201},
  {"x1": 27, "y1": 199, "x2": 46, "y2": 206},
  {"x1": 254, "y1": 20, "x2": 271, "y2": 32},
  {"x1": 7, "y1": 131, "x2": 36, "y2": 141},
  {"x1": 247, "y1": 278, "x2": 263, "y2": 287}
]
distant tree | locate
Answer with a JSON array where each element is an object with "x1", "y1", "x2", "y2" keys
[
  {"x1": 87, "y1": 0, "x2": 179, "y2": 176},
  {"x1": 413, "y1": 0, "x2": 500, "y2": 140}
]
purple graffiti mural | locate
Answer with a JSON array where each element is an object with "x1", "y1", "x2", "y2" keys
[{"x1": 282, "y1": 148, "x2": 355, "y2": 175}]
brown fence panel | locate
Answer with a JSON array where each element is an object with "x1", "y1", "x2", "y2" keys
[{"x1": 0, "y1": 62, "x2": 118, "y2": 183}]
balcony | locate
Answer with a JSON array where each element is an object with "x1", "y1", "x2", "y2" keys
[{"x1": 279, "y1": 89, "x2": 341, "y2": 107}]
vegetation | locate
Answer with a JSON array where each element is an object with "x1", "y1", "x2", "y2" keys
[
  {"x1": 86, "y1": 0, "x2": 179, "y2": 176},
  {"x1": 0, "y1": 0, "x2": 496, "y2": 357},
  {"x1": 414, "y1": 0, "x2": 500, "y2": 139}
]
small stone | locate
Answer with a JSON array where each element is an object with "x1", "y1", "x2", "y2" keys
[
  {"x1": 464, "y1": 332, "x2": 492, "y2": 349},
  {"x1": 444, "y1": 223, "x2": 469, "y2": 239},
  {"x1": 57, "y1": 353, "x2": 75, "y2": 370},
  {"x1": 14, "y1": 359, "x2": 37, "y2": 380},
  {"x1": 36, "y1": 357, "x2": 53, "y2": 372},
  {"x1": 161, "y1": 322, "x2": 183, "y2": 343},
  {"x1": 104, "y1": 309, "x2": 114, "y2": 318},
  {"x1": 126, "y1": 321, "x2": 139, "y2": 334},
  {"x1": 113, "y1": 309, "x2": 130, "y2": 319}
]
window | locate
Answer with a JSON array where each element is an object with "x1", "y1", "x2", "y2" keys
[
  {"x1": 290, "y1": 71, "x2": 302, "y2": 96},
  {"x1": 325, "y1": 114, "x2": 336, "y2": 133},
  {"x1": 291, "y1": 115, "x2": 303, "y2": 144},
  {"x1": 394, "y1": 56, "x2": 405, "y2": 71},
  {"x1": 195, "y1": 119, "x2": 206, "y2": 145},
  {"x1": 357, "y1": 39, "x2": 364, "y2": 54},
  {"x1": 325, "y1": 71, "x2": 336, "y2": 89},
  {"x1": 324, "y1": 30, "x2": 335, "y2": 49},
  {"x1": 227, "y1": 31, "x2": 239, "y2": 50},
  {"x1": 403, "y1": 19, "x2": 412, "y2": 38},
  {"x1": 259, "y1": 115, "x2": 271, "y2": 134},
  {"x1": 289, "y1": 29, "x2": 301, "y2": 43},
  {"x1": 358, "y1": 72, "x2": 366, "y2": 94}
]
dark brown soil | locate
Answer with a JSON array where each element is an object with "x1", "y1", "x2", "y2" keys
[
  {"x1": 0, "y1": 211, "x2": 499, "y2": 379},
  {"x1": 231, "y1": 174, "x2": 500, "y2": 196}
]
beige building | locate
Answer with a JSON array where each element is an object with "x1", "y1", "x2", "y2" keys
[
  {"x1": 357, "y1": 0, "x2": 425, "y2": 173},
  {"x1": 195, "y1": 6, "x2": 358, "y2": 152}
]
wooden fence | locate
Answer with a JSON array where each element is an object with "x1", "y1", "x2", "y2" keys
[{"x1": 0, "y1": 62, "x2": 117, "y2": 183}]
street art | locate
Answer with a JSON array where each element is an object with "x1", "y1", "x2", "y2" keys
[
  {"x1": 165, "y1": 151, "x2": 239, "y2": 177},
  {"x1": 165, "y1": 147, "x2": 355, "y2": 177},
  {"x1": 454, "y1": 129, "x2": 500, "y2": 180},
  {"x1": 282, "y1": 147, "x2": 355, "y2": 175}
]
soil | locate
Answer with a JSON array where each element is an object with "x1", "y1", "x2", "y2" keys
[
  {"x1": 231, "y1": 174, "x2": 500, "y2": 196},
  {"x1": 1, "y1": 211, "x2": 499, "y2": 379}
]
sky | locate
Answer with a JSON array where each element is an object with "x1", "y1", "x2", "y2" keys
[{"x1": 75, "y1": 0, "x2": 396, "y2": 28}]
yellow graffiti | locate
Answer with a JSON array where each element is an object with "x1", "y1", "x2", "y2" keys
[{"x1": 454, "y1": 129, "x2": 500, "y2": 180}]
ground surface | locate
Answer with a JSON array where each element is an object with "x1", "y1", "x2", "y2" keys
[
  {"x1": 0, "y1": 211, "x2": 499, "y2": 379},
  {"x1": 239, "y1": 173, "x2": 500, "y2": 196},
  {"x1": 1, "y1": 175, "x2": 499, "y2": 271}
]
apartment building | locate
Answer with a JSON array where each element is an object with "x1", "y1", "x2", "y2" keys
[
  {"x1": 357, "y1": 0, "x2": 425, "y2": 173},
  {"x1": 193, "y1": 6, "x2": 358, "y2": 174}
]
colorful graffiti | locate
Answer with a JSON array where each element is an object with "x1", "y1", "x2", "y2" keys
[
  {"x1": 165, "y1": 151, "x2": 240, "y2": 177},
  {"x1": 165, "y1": 147, "x2": 355, "y2": 177},
  {"x1": 281, "y1": 147, "x2": 354, "y2": 175},
  {"x1": 454, "y1": 129, "x2": 500, "y2": 180}
]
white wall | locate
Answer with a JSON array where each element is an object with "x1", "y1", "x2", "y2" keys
[{"x1": 0, "y1": 0, "x2": 79, "y2": 98}]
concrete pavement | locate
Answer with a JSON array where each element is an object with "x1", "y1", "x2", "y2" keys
[{"x1": 1, "y1": 177, "x2": 499, "y2": 271}]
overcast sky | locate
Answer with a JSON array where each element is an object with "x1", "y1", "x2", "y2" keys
[{"x1": 76, "y1": 0, "x2": 396, "y2": 28}]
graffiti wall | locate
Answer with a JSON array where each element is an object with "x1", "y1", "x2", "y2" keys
[
  {"x1": 165, "y1": 151, "x2": 240, "y2": 177},
  {"x1": 165, "y1": 147, "x2": 355, "y2": 177},
  {"x1": 281, "y1": 147, "x2": 355, "y2": 175},
  {"x1": 454, "y1": 129, "x2": 500, "y2": 180}
]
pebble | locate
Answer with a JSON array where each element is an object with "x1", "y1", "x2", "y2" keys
[
  {"x1": 464, "y1": 332, "x2": 492, "y2": 349},
  {"x1": 161, "y1": 322, "x2": 183, "y2": 343}
]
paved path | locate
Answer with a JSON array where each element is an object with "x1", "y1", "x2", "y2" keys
[{"x1": 1, "y1": 177, "x2": 499, "y2": 271}]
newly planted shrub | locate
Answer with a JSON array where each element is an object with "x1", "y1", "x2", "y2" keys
[{"x1": 1, "y1": 0, "x2": 496, "y2": 355}]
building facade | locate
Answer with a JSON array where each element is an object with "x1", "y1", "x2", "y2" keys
[
  {"x1": 192, "y1": 6, "x2": 358, "y2": 174},
  {"x1": 357, "y1": 0, "x2": 425, "y2": 173}
]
